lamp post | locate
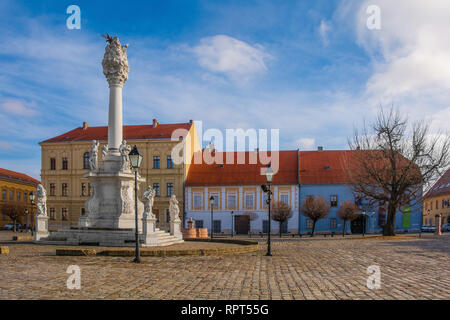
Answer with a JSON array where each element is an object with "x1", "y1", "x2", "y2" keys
[
  {"x1": 231, "y1": 210, "x2": 234, "y2": 237},
  {"x1": 129, "y1": 145, "x2": 143, "y2": 263},
  {"x1": 25, "y1": 209, "x2": 29, "y2": 232},
  {"x1": 209, "y1": 196, "x2": 214, "y2": 239},
  {"x1": 29, "y1": 192, "x2": 35, "y2": 234},
  {"x1": 260, "y1": 164, "x2": 274, "y2": 257}
]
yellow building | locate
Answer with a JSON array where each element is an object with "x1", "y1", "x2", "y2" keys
[
  {"x1": 423, "y1": 169, "x2": 450, "y2": 226},
  {"x1": 0, "y1": 168, "x2": 40, "y2": 228},
  {"x1": 40, "y1": 119, "x2": 201, "y2": 230}
]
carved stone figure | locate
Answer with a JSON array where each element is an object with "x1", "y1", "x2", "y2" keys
[
  {"x1": 36, "y1": 184, "x2": 47, "y2": 216},
  {"x1": 119, "y1": 140, "x2": 131, "y2": 171},
  {"x1": 89, "y1": 140, "x2": 99, "y2": 171},
  {"x1": 102, "y1": 35, "x2": 129, "y2": 86},
  {"x1": 169, "y1": 194, "x2": 181, "y2": 222},
  {"x1": 102, "y1": 144, "x2": 109, "y2": 158},
  {"x1": 142, "y1": 186, "x2": 156, "y2": 219},
  {"x1": 121, "y1": 186, "x2": 133, "y2": 213}
]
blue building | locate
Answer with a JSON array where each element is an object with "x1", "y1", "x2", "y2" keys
[{"x1": 298, "y1": 149, "x2": 422, "y2": 235}]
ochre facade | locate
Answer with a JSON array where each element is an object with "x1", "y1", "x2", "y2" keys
[{"x1": 40, "y1": 120, "x2": 200, "y2": 231}]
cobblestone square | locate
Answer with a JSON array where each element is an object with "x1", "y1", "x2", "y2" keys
[{"x1": 0, "y1": 232, "x2": 449, "y2": 300}]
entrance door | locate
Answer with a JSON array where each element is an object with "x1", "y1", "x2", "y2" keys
[
  {"x1": 351, "y1": 215, "x2": 367, "y2": 234},
  {"x1": 234, "y1": 215, "x2": 250, "y2": 234}
]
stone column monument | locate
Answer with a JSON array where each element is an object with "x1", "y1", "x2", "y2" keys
[
  {"x1": 34, "y1": 184, "x2": 49, "y2": 241},
  {"x1": 78, "y1": 35, "x2": 145, "y2": 230}
]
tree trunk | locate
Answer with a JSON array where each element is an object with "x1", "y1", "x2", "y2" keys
[
  {"x1": 311, "y1": 220, "x2": 316, "y2": 237},
  {"x1": 279, "y1": 222, "x2": 282, "y2": 238},
  {"x1": 342, "y1": 220, "x2": 346, "y2": 237},
  {"x1": 383, "y1": 203, "x2": 396, "y2": 236}
]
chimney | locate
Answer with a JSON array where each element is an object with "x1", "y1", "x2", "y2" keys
[
  {"x1": 152, "y1": 119, "x2": 158, "y2": 128},
  {"x1": 318, "y1": 146, "x2": 323, "y2": 152},
  {"x1": 82, "y1": 122, "x2": 89, "y2": 130},
  {"x1": 189, "y1": 119, "x2": 193, "y2": 124}
]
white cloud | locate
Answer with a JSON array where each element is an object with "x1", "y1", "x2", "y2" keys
[
  {"x1": 294, "y1": 138, "x2": 316, "y2": 150},
  {"x1": 319, "y1": 19, "x2": 331, "y2": 46},
  {"x1": 192, "y1": 35, "x2": 272, "y2": 82},
  {"x1": 0, "y1": 99, "x2": 37, "y2": 116},
  {"x1": 353, "y1": 1, "x2": 450, "y2": 101}
]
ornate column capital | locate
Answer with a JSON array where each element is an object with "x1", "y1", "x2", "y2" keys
[{"x1": 102, "y1": 35, "x2": 129, "y2": 87}]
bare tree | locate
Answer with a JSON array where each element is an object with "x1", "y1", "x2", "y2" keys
[
  {"x1": 0, "y1": 201, "x2": 26, "y2": 232},
  {"x1": 347, "y1": 107, "x2": 450, "y2": 236},
  {"x1": 301, "y1": 196, "x2": 330, "y2": 237},
  {"x1": 337, "y1": 200, "x2": 359, "y2": 237},
  {"x1": 271, "y1": 201, "x2": 292, "y2": 237}
]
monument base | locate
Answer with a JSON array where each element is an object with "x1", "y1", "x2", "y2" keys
[{"x1": 34, "y1": 215, "x2": 49, "y2": 242}]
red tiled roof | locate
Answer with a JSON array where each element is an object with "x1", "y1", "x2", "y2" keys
[
  {"x1": 299, "y1": 150, "x2": 354, "y2": 184},
  {"x1": 0, "y1": 168, "x2": 40, "y2": 186},
  {"x1": 424, "y1": 168, "x2": 450, "y2": 199},
  {"x1": 41, "y1": 123, "x2": 192, "y2": 143},
  {"x1": 186, "y1": 150, "x2": 298, "y2": 186}
]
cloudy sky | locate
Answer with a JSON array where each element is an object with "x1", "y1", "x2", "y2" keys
[{"x1": 0, "y1": 0, "x2": 449, "y2": 179}]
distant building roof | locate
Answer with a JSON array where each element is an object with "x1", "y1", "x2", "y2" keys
[
  {"x1": 299, "y1": 150, "x2": 354, "y2": 184},
  {"x1": 186, "y1": 150, "x2": 299, "y2": 186},
  {"x1": 0, "y1": 168, "x2": 40, "y2": 186},
  {"x1": 424, "y1": 168, "x2": 450, "y2": 199},
  {"x1": 40, "y1": 121, "x2": 193, "y2": 143}
]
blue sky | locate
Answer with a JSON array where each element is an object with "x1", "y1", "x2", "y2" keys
[{"x1": 1, "y1": 0, "x2": 449, "y2": 179}]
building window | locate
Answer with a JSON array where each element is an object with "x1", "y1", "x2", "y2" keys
[
  {"x1": 23, "y1": 193, "x2": 27, "y2": 203},
  {"x1": 50, "y1": 183, "x2": 56, "y2": 196},
  {"x1": 245, "y1": 193, "x2": 254, "y2": 209},
  {"x1": 2, "y1": 214, "x2": 6, "y2": 220},
  {"x1": 9, "y1": 191, "x2": 13, "y2": 201},
  {"x1": 81, "y1": 208, "x2": 86, "y2": 216},
  {"x1": 61, "y1": 208, "x2": 68, "y2": 221},
  {"x1": 166, "y1": 209, "x2": 170, "y2": 223},
  {"x1": 62, "y1": 157, "x2": 68, "y2": 170},
  {"x1": 17, "y1": 192, "x2": 21, "y2": 201},
  {"x1": 81, "y1": 183, "x2": 86, "y2": 196},
  {"x1": 194, "y1": 220, "x2": 204, "y2": 228},
  {"x1": 2, "y1": 190, "x2": 6, "y2": 201},
  {"x1": 227, "y1": 194, "x2": 237, "y2": 209},
  {"x1": 210, "y1": 194, "x2": 219, "y2": 209},
  {"x1": 330, "y1": 195, "x2": 338, "y2": 207},
  {"x1": 83, "y1": 152, "x2": 90, "y2": 169},
  {"x1": 49, "y1": 208, "x2": 55, "y2": 220},
  {"x1": 50, "y1": 158, "x2": 56, "y2": 170},
  {"x1": 262, "y1": 220, "x2": 269, "y2": 233},
  {"x1": 330, "y1": 218, "x2": 337, "y2": 229},
  {"x1": 62, "y1": 183, "x2": 68, "y2": 197},
  {"x1": 153, "y1": 156, "x2": 160, "y2": 169},
  {"x1": 262, "y1": 193, "x2": 269, "y2": 208},
  {"x1": 167, "y1": 183, "x2": 174, "y2": 197},
  {"x1": 153, "y1": 183, "x2": 160, "y2": 196},
  {"x1": 306, "y1": 218, "x2": 313, "y2": 229},
  {"x1": 193, "y1": 194, "x2": 203, "y2": 209},
  {"x1": 280, "y1": 194, "x2": 289, "y2": 206},
  {"x1": 167, "y1": 156, "x2": 173, "y2": 169}
]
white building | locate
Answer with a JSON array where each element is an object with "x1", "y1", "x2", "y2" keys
[{"x1": 184, "y1": 150, "x2": 299, "y2": 235}]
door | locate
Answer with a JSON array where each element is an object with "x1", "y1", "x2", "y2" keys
[
  {"x1": 351, "y1": 215, "x2": 367, "y2": 234},
  {"x1": 234, "y1": 215, "x2": 250, "y2": 234},
  {"x1": 213, "y1": 220, "x2": 221, "y2": 233}
]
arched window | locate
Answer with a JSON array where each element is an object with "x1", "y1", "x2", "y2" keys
[{"x1": 83, "y1": 152, "x2": 90, "y2": 169}]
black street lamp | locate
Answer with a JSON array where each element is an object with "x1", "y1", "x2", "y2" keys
[
  {"x1": 29, "y1": 192, "x2": 35, "y2": 234},
  {"x1": 209, "y1": 196, "x2": 215, "y2": 239},
  {"x1": 260, "y1": 164, "x2": 274, "y2": 256},
  {"x1": 129, "y1": 145, "x2": 143, "y2": 263},
  {"x1": 231, "y1": 210, "x2": 234, "y2": 237}
]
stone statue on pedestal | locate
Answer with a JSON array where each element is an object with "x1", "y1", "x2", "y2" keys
[
  {"x1": 142, "y1": 186, "x2": 156, "y2": 219},
  {"x1": 169, "y1": 194, "x2": 182, "y2": 239},
  {"x1": 89, "y1": 140, "x2": 99, "y2": 171},
  {"x1": 36, "y1": 184, "x2": 47, "y2": 216},
  {"x1": 102, "y1": 144, "x2": 109, "y2": 158},
  {"x1": 119, "y1": 140, "x2": 131, "y2": 172},
  {"x1": 34, "y1": 184, "x2": 49, "y2": 241}
]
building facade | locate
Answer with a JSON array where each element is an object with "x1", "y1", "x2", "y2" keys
[
  {"x1": 40, "y1": 119, "x2": 200, "y2": 230},
  {"x1": 423, "y1": 168, "x2": 450, "y2": 226},
  {"x1": 0, "y1": 168, "x2": 40, "y2": 228},
  {"x1": 298, "y1": 150, "x2": 422, "y2": 234},
  {"x1": 185, "y1": 150, "x2": 299, "y2": 235}
]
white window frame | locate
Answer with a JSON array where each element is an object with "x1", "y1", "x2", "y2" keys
[
  {"x1": 227, "y1": 193, "x2": 237, "y2": 209},
  {"x1": 193, "y1": 193, "x2": 203, "y2": 210}
]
